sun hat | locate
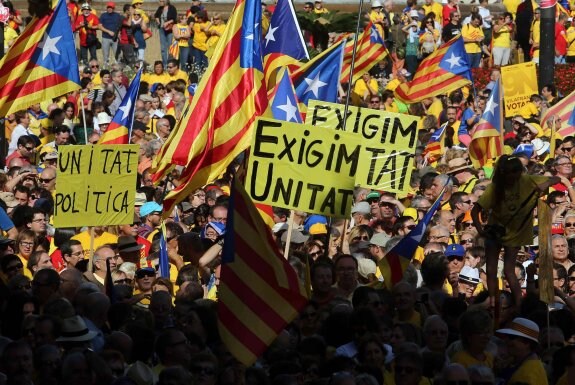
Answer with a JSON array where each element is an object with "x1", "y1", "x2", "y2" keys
[
  {"x1": 372, "y1": 0, "x2": 383, "y2": 7},
  {"x1": 281, "y1": 229, "x2": 310, "y2": 244},
  {"x1": 358, "y1": 258, "x2": 377, "y2": 279},
  {"x1": 117, "y1": 236, "x2": 144, "y2": 253},
  {"x1": 134, "y1": 192, "x2": 147, "y2": 207},
  {"x1": 370, "y1": 232, "x2": 391, "y2": 247},
  {"x1": 496, "y1": 317, "x2": 540, "y2": 343},
  {"x1": 97, "y1": 112, "x2": 112, "y2": 125},
  {"x1": 447, "y1": 158, "x2": 471, "y2": 174},
  {"x1": 81, "y1": 3, "x2": 91, "y2": 10},
  {"x1": 458, "y1": 265, "x2": 480, "y2": 284},
  {"x1": 56, "y1": 315, "x2": 98, "y2": 342},
  {"x1": 531, "y1": 138, "x2": 550, "y2": 156},
  {"x1": 140, "y1": 201, "x2": 163, "y2": 217}
]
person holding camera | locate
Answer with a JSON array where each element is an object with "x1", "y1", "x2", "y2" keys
[
  {"x1": 73, "y1": 3, "x2": 101, "y2": 65},
  {"x1": 471, "y1": 155, "x2": 560, "y2": 309},
  {"x1": 100, "y1": 2, "x2": 123, "y2": 67}
]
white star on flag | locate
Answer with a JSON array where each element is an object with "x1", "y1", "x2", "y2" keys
[
  {"x1": 265, "y1": 25, "x2": 279, "y2": 46},
  {"x1": 444, "y1": 53, "x2": 462, "y2": 69},
  {"x1": 39, "y1": 34, "x2": 62, "y2": 60},
  {"x1": 370, "y1": 27, "x2": 378, "y2": 40},
  {"x1": 118, "y1": 99, "x2": 132, "y2": 121},
  {"x1": 304, "y1": 72, "x2": 327, "y2": 98},
  {"x1": 484, "y1": 98, "x2": 498, "y2": 117},
  {"x1": 276, "y1": 96, "x2": 299, "y2": 122},
  {"x1": 245, "y1": 23, "x2": 259, "y2": 40}
]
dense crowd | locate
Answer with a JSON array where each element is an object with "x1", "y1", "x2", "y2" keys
[{"x1": 2, "y1": 0, "x2": 575, "y2": 384}]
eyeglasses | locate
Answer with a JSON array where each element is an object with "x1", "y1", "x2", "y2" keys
[
  {"x1": 309, "y1": 250, "x2": 323, "y2": 258},
  {"x1": 25, "y1": 146, "x2": 35, "y2": 151},
  {"x1": 114, "y1": 278, "x2": 133, "y2": 285},
  {"x1": 462, "y1": 200, "x2": 472, "y2": 205},
  {"x1": 370, "y1": 99, "x2": 380, "y2": 103},
  {"x1": 191, "y1": 366, "x2": 216, "y2": 376},
  {"x1": 39, "y1": 177, "x2": 55, "y2": 183},
  {"x1": 379, "y1": 201, "x2": 395, "y2": 207},
  {"x1": 569, "y1": 276, "x2": 575, "y2": 282},
  {"x1": 91, "y1": 65, "x2": 99, "y2": 68},
  {"x1": 19, "y1": 241, "x2": 34, "y2": 247},
  {"x1": 352, "y1": 236, "x2": 370, "y2": 242},
  {"x1": 460, "y1": 239, "x2": 473, "y2": 244},
  {"x1": 447, "y1": 255, "x2": 464, "y2": 261},
  {"x1": 562, "y1": 147, "x2": 574, "y2": 152},
  {"x1": 366, "y1": 198, "x2": 379, "y2": 204},
  {"x1": 463, "y1": 222, "x2": 474, "y2": 228},
  {"x1": 556, "y1": 163, "x2": 572, "y2": 167},
  {"x1": 565, "y1": 222, "x2": 575, "y2": 228}
]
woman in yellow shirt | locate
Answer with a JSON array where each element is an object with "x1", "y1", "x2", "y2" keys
[
  {"x1": 419, "y1": 15, "x2": 440, "y2": 58},
  {"x1": 451, "y1": 308, "x2": 494, "y2": 369},
  {"x1": 353, "y1": 73, "x2": 379, "y2": 103},
  {"x1": 172, "y1": 14, "x2": 191, "y2": 70},
  {"x1": 492, "y1": 13, "x2": 513, "y2": 66},
  {"x1": 206, "y1": 14, "x2": 226, "y2": 57},
  {"x1": 462, "y1": 13, "x2": 484, "y2": 68},
  {"x1": 566, "y1": 23, "x2": 575, "y2": 63},
  {"x1": 191, "y1": 11, "x2": 210, "y2": 70}
]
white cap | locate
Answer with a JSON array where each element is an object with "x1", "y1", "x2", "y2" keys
[{"x1": 97, "y1": 112, "x2": 112, "y2": 125}]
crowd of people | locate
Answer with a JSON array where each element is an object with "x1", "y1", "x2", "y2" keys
[{"x1": 2, "y1": 0, "x2": 575, "y2": 384}]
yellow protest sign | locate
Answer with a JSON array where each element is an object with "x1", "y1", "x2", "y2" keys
[
  {"x1": 54, "y1": 145, "x2": 139, "y2": 227},
  {"x1": 305, "y1": 100, "x2": 419, "y2": 192},
  {"x1": 246, "y1": 118, "x2": 416, "y2": 218},
  {"x1": 501, "y1": 62, "x2": 538, "y2": 117}
]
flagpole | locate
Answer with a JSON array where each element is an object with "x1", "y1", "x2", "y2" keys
[
  {"x1": 342, "y1": 0, "x2": 365, "y2": 130},
  {"x1": 80, "y1": 94, "x2": 88, "y2": 144}
]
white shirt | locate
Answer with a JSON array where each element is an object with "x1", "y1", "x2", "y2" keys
[
  {"x1": 478, "y1": 6, "x2": 492, "y2": 29},
  {"x1": 8, "y1": 124, "x2": 33, "y2": 156}
]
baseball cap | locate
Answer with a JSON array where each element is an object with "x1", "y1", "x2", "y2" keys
[
  {"x1": 445, "y1": 244, "x2": 465, "y2": 258},
  {"x1": 351, "y1": 202, "x2": 371, "y2": 215},
  {"x1": 106, "y1": 1, "x2": 115, "y2": 8},
  {"x1": 140, "y1": 201, "x2": 162, "y2": 217}
]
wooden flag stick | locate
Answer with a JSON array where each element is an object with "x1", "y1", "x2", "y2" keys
[{"x1": 283, "y1": 211, "x2": 296, "y2": 259}]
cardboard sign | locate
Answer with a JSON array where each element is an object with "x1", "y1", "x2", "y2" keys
[
  {"x1": 501, "y1": 62, "x2": 538, "y2": 117},
  {"x1": 53, "y1": 145, "x2": 139, "y2": 227}
]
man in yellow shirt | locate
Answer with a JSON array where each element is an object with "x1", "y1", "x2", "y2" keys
[
  {"x1": 166, "y1": 59, "x2": 188, "y2": 82},
  {"x1": 462, "y1": 13, "x2": 484, "y2": 68},
  {"x1": 144, "y1": 60, "x2": 170, "y2": 86},
  {"x1": 423, "y1": 0, "x2": 444, "y2": 26},
  {"x1": 530, "y1": 8, "x2": 540, "y2": 64},
  {"x1": 518, "y1": 94, "x2": 542, "y2": 123}
]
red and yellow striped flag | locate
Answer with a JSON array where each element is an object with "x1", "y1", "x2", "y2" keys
[
  {"x1": 394, "y1": 36, "x2": 472, "y2": 104},
  {"x1": 219, "y1": 178, "x2": 308, "y2": 366},
  {"x1": 152, "y1": 0, "x2": 268, "y2": 214},
  {"x1": 340, "y1": 22, "x2": 388, "y2": 84},
  {"x1": 0, "y1": 0, "x2": 80, "y2": 116}
]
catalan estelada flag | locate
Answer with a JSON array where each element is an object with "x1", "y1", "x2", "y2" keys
[
  {"x1": 152, "y1": 0, "x2": 268, "y2": 214},
  {"x1": 262, "y1": 0, "x2": 308, "y2": 87},
  {"x1": 269, "y1": 68, "x2": 302, "y2": 123},
  {"x1": 340, "y1": 23, "x2": 388, "y2": 84},
  {"x1": 219, "y1": 178, "x2": 308, "y2": 366},
  {"x1": 98, "y1": 69, "x2": 142, "y2": 145},
  {"x1": 379, "y1": 187, "x2": 445, "y2": 288},
  {"x1": 394, "y1": 36, "x2": 471, "y2": 104},
  {"x1": 291, "y1": 40, "x2": 345, "y2": 108},
  {"x1": 469, "y1": 79, "x2": 504, "y2": 167},
  {"x1": 423, "y1": 122, "x2": 446, "y2": 163},
  {"x1": 0, "y1": 0, "x2": 80, "y2": 116},
  {"x1": 542, "y1": 87, "x2": 575, "y2": 153}
]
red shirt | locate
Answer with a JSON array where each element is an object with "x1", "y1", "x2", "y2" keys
[
  {"x1": 556, "y1": 22, "x2": 568, "y2": 56},
  {"x1": 442, "y1": 4, "x2": 457, "y2": 27},
  {"x1": 5, "y1": 151, "x2": 31, "y2": 166},
  {"x1": 73, "y1": 13, "x2": 100, "y2": 47}
]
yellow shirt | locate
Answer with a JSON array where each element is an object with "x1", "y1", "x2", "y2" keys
[
  {"x1": 422, "y1": 1, "x2": 443, "y2": 25},
  {"x1": 567, "y1": 26, "x2": 575, "y2": 56},
  {"x1": 174, "y1": 23, "x2": 190, "y2": 47},
  {"x1": 192, "y1": 21, "x2": 210, "y2": 51},
  {"x1": 313, "y1": 7, "x2": 329, "y2": 14},
  {"x1": 531, "y1": 20, "x2": 540, "y2": 58},
  {"x1": 144, "y1": 72, "x2": 171, "y2": 86},
  {"x1": 167, "y1": 69, "x2": 188, "y2": 83},
  {"x1": 503, "y1": 0, "x2": 521, "y2": 18},
  {"x1": 508, "y1": 357, "x2": 548, "y2": 385},
  {"x1": 72, "y1": 231, "x2": 119, "y2": 258},
  {"x1": 369, "y1": 9, "x2": 385, "y2": 38},
  {"x1": 385, "y1": 78, "x2": 401, "y2": 91},
  {"x1": 18, "y1": 255, "x2": 33, "y2": 279},
  {"x1": 394, "y1": 310, "x2": 422, "y2": 328},
  {"x1": 4, "y1": 26, "x2": 18, "y2": 51},
  {"x1": 462, "y1": 24, "x2": 484, "y2": 54},
  {"x1": 518, "y1": 101, "x2": 540, "y2": 120},
  {"x1": 427, "y1": 98, "x2": 443, "y2": 121},
  {"x1": 452, "y1": 350, "x2": 494, "y2": 369},
  {"x1": 92, "y1": 72, "x2": 102, "y2": 87},
  {"x1": 207, "y1": 23, "x2": 226, "y2": 48},
  {"x1": 353, "y1": 78, "x2": 378, "y2": 99},
  {"x1": 384, "y1": 102, "x2": 399, "y2": 113},
  {"x1": 492, "y1": 25, "x2": 512, "y2": 48}
]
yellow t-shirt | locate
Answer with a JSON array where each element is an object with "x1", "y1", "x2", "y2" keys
[
  {"x1": 192, "y1": 21, "x2": 210, "y2": 51},
  {"x1": 71, "y1": 231, "x2": 119, "y2": 258},
  {"x1": 427, "y1": 98, "x2": 443, "y2": 121},
  {"x1": 394, "y1": 310, "x2": 422, "y2": 328},
  {"x1": 4, "y1": 26, "x2": 18, "y2": 51},
  {"x1": 144, "y1": 72, "x2": 171, "y2": 86},
  {"x1": 567, "y1": 26, "x2": 575, "y2": 56},
  {"x1": 462, "y1": 24, "x2": 484, "y2": 54},
  {"x1": 385, "y1": 78, "x2": 401, "y2": 91},
  {"x1": 313, "y1": 7, "x2": 329, "y2": 14},
  {"x1": 353, "y1": 78, "x2": 378, "y2": 99},
  {"x1": 18, "y1": 255, "x2": 33, "y2": 279},
  {"x1": 518, "y1": 101, "x2": 540, "y2": 120},
  {"x1": 508, "y1": 357, "x2": 548, "y2": 385},
  {"x1": 369, "y1": 9, "x2": 385, "y2": 38},
  {"x1": 422, "y1": 2, "x2": 443, "y2": 25},
  {"x1": 503, "y1": 0, "x2": 521, "y2": 18},
  {"x1": 174, "y1": 23, "x2": 190, "y2": 47},
  {"x1": 451, "y1": 349, "x2": 494, "y2": 369},
  {"x1": 492, "y1": 25, "x2": 512, "y2": 48},
  {"x1": 478, "y1": 174, "x2": 547, "y2": 247},
  {"x1": 531, "y1": 20, "x2": 540, "y2": 58},
  {"x1": 207, "y1": 23, "x2": 226, "y2": 48},
  {"x1": 167, "y1": 69, "x2": 188, "y2": 83}
]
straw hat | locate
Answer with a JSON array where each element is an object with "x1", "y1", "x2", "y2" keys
[
  {"x1": 447, "y1": 158, "x2": 471, "y2": 174},
  {"x1": 56, "y1": 316, "x2": 98, "y2": 342},
  {"x1": 496, "y1": 317, "x2": 539, "y2": 343}
]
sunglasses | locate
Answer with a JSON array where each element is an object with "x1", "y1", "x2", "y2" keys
[
  {"x1": 25, "y1": 146, "x2": 35, "y2": 151},
  {"x1": 136, "y1": 270, "x2": 156, "y2": 279},
  {"x1": 114, "y1": 278, "x2": 133, "y2": 285},
  {"x1": 569, "y1": 276, "x2": 575, "y2": 282},
  {"x1": 460, "y1": 239, "x2": 473, "y2": 244},
  {"x1": 309, "y1": 250, "x2": 323, "y2": 258},
  {"x1": 565, "y1": 222, "x2": 575, "y2": 228},
  {"x1": 367, "y1": 198, "x2": 379, "y2": 204},
  {"x1": 463, "y1": 222, "x2": 474, "y2": 228},
  {"x1": 39, "y1": 177, "x2": 55, "y2": 183},
  {"x1": 379, "y1": 201, "x2": 395, "y2": 207},
  {"x1": 447, "y1": 255, "x2": 464, "y2": 261},
  {"x1": 562, "y1": 147, "x2": 573, "y2": 152},
  {"x1": 352, "y1": 236, "x2": 370, "y2": 242}
]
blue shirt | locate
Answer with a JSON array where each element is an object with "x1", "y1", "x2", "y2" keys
[
  {"x1": 0, "y1": 208, "x2": 14, "y2": 231},
  {"x1": 459, "y1": 107, "x2": 479, "y2": 136},
  {"x1": 100, "y1": 11, "x2": 123, "y2": 39}
]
